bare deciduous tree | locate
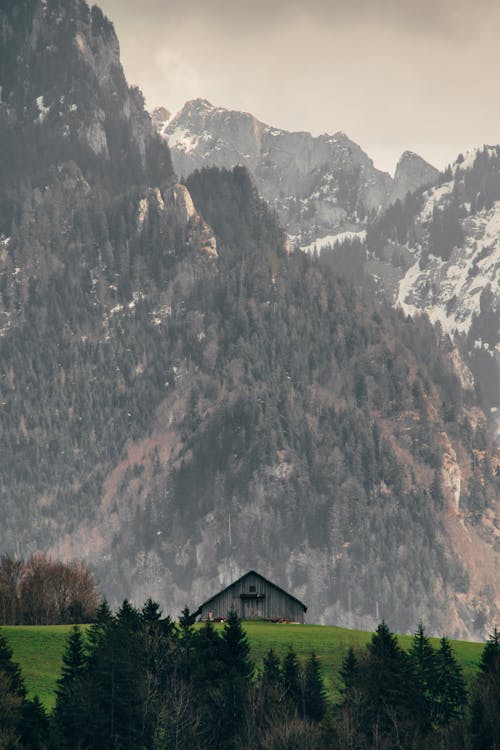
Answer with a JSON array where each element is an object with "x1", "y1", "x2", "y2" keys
[
  {"x1": 0, "y1": 555, "x2": 24, "y2": 625},
  {"x1": 0, "y1": 553, "x2": 99, "y2": 624}
]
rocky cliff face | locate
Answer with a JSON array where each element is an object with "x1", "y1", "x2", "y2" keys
[
  {"x1": 156, "y1": 102, "x2": 497, "y2": 431},
  {"x1": 364, "y1": 148, "x2": 500, "y2": 435},
  {"x1": 385, "y1": 150, "x2": 440, "y2": 208},
  {"x1": 154, "y1": 100, "x2": 437, "y2": 248},
  {"x1": 0, "y1": 1, "x2": 498, "y2": 639},
  {"x1": 0, "y1": 0, "x2": 172, "y2": 187}
]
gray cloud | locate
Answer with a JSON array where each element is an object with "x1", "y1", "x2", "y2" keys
[
  {"x1": 101, "y1": 0, "x2": 495, "y2": 37},
  {"x1": 98, "y1": 0, "x2": 500, "y2": 172}
]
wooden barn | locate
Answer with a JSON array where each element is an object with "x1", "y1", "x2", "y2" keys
[{"x1": 193, "y1": 570, "x2": 307, "y2": 623}]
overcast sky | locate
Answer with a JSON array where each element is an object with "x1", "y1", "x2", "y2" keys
[{"x1": 98, "y1": 0, "x2": 500, "y2": 174}]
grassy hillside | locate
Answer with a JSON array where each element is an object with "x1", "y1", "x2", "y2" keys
[
  {"x1": 3, "y1": 622, "x2": 483, "y2": 711},
  {"x1": 3, "y1": 625, "x2": 76, "y2": 710}
]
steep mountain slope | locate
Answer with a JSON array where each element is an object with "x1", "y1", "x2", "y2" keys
[
  {"x1": 153, "y1": 99, "x2": 498, "y2": 424},
  {"x1": 385, "y1": 151, "x2": 440, "y2": 208},
  {"x1": 154, "y1": 100, "x2": 437, "y2": 248},
  {"x1": 0, "y1": 0, "x2": 172, "y2": 191},
  {"x1": 0, "y1": 0, "x2": 217, "y2": 551},
  {"x1": 362, "y1": 149, "x2": 500, "y2": 432},
  {"x1": 0, "y1": 0, "x2": 498, "y2": 637}
]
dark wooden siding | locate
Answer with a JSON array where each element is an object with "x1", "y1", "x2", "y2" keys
[{"x1": 199, "y1": 572, "x2": 305, "y2": 622}]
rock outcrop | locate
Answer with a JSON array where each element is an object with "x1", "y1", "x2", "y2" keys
[
  {"x1": 154, "y1": 99, "x2": 439, "y2": 250},
  {"x1": 385, "y1": 150, "x2": 440, "y2": 207}
]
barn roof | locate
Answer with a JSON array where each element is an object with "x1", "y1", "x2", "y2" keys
[{"x1": 195, "y1": 569, "x2": 307, "y2": 613}]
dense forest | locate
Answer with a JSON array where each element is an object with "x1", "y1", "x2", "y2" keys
[
  {"x1": 1, "y1": 607, "x2": 499, "y2": 749},
  {"x1": 364, "y1": 148, "x2": 500, "y2": 265},
  {"x1": 0, "y1": 0, "x2": 498, "y2": 635}
]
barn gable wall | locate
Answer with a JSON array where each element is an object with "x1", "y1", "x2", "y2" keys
[{"x1": 198, "y1": 572, "x2": 305, "y2": 622}]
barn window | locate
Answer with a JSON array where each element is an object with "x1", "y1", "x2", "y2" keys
[{"x1": 249, "y1": 585, "x2": 255, "y2": 592}]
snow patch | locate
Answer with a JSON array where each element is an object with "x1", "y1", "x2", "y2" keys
[
  {"x1": 301, "y1": 230, "x2": 366, "y2": 254},
  {"x1": 397, "y1": 202, "x2": 500, "y2": 335},
  {"x1": 421, "y1": 181, "x2": 453, "y2": 220},
  {"x1": 165, "y1": 126, "x2": 200, "y2": 154},
  {"x1": 36, "y1": 95, "x2": 50, "y2": 123}
]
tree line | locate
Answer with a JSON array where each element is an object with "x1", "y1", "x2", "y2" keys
[
  {"x1": 0, "y1": 554, "x2": 99, "y2": 626},
  {"x1": 1, "y1": 154, "x2": 497, "y2": 631},
  {"x1": 0, "y1": 602, "x2": 499, "y2": 749}
]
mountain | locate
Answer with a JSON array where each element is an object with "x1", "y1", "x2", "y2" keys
[
  {"x1": 0, "y1": 0, "x2": 498, "y2": 638},
  {"x1": 0, "y1": 0, "x2": 173, "y2": 190},
  {"x1": 362, "y1": 148, "x2": 500, "y2": 435},
  {"x1": 154, "y1": 101, "x2": 497, "y2": 431},
  {"x1": 154, "y1": 99, "x2": 437, "y2": 248},
  {"x1": 385, "y1": 150, "x2": 440, "y2": 208}
]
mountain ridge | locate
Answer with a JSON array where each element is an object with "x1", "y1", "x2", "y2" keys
[
  {"x1": 0, "y1": 0, "x2": 498, "y2": 639},
  {"x1": 153, "y1": 98, "x2": 438, "y2": 249},
  {"x1": 155, "y1": 100, "x2": 497, "y2": 433}
]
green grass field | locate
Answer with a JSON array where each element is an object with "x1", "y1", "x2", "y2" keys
[
  {"x1": 2, "y1": 622, "x2": 484, "y2": 711},
  {"x1": 2, "y1": 625, "x2": 77, "y2": 710}
]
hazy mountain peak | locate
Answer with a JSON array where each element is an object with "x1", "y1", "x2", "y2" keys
[
  {"x1": 330, "y1": 130, "x2": 357, "y2": 145},
  {"x1": 385, "y1": 150, "x2": 439, "y2": 206},
  {"x1": 157, "y1": 100, "x2": 395, "y2": 243},
  {"x1": 151, "y1": 106, "x2": 171, "y2": 129},
  {"x1": 151, "y1": 105, "x2": 173, "y2": 139},
  {"x1": 155, "y1": 100, "x2": 443, "y2": 250},
  {"x1": 398, "y1": 149, "x2": 427, "y2": 162},
  {"x1": 1, "y1": 0, "x2": 499, "y2": 641},
  {"x1": 186, "y1": 97, "x2": 214, "y2": 108}
]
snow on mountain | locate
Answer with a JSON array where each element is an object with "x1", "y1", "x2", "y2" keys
[
  {"x1": 301, "y1": 229, "x2": 367, "y2": 254},
  {"x1": 153, "y1": 99, "x2": 437, "y2": 248},
  {"x1": 365, "y1": 147, "x2": 500, "y2": 424},
  {"x1": 396, "y1": 200, "x2": 500, "y2": 335},
  {"x1": 153, "y1": 100, "x2": 497, "y2": 422},
  {"x1": 385, "y1": 149, "x2": 500, "y2": 338}
]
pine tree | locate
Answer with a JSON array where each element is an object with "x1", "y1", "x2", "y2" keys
[
  {"x1": 191, "y1": 619, "x2": 226, "y2": 746},
  {"x1": 336, "y1": 646, "x2": 366, "y2": 750},
  {"x1": 82, "y1": 600, "x2": 144, "y2": 749},
  {"x1": 0, "y1": 672, "x2": 23, "y2": 750},
  {"x1": 81, "y1": 601, "x2": 116, "y2": 747},
  {"x1": 478, "y1": 626, "x2": 500, "y2": 676},
  {"x1": 434, "y1": 637, "x2": 467, "y2": 726},
  {"x1": 262, "y1": 648, "x2": 281, "y2": 691},
  {"x1": 468, "y1": 628, "x2": 500, "y2": 750},
  {"x1": 282, "y1": 646, "x2": 303, "y2": 717},
  {"x1": 20, "y1": 695, "x2": 49, "y2": 750},
  {"x1": 409, "y1": 622, "x2": 438, "y2": 732},
  {"x1": 0, "y1": 631, "x2": 26, "y2": 749},
  {"x1": 140, "y1": 599, "x2": 176, "y2": 750},
  {"x1": 0, "y1": 632, "x2": 25, "y2": 700},
  {"x1": 53, "y1": 625, "x2": 88, "y2": 749},
  {"x1": 362, "y1": 621, "x2": 415, "y2": 743},
  {"x1": 339, "y1": 646, "x2": 359, "y2": 695},
  {"x1": 110, "y1": 600, "x2": 145, "y2": 748},
  {"x1": 179, "y1": 606, "x2": 196, "y2": 629},
  {"x1": 221, "y1": 609, "x2": 252, "y2": 678},
  {"x1": 219, "y1": 611, "x2": 253, "y2": 748},
  {"x1": 141, "y1": 597, "x2": 162, "y2": 624},
  {"x1": 303, "y1": 652, "x2": 326, "y2": 723},
  {"x1": 86, "y1": 598, "x2": 114, "y2": 656}
]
